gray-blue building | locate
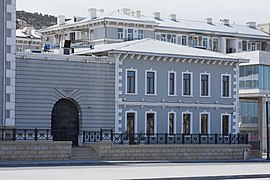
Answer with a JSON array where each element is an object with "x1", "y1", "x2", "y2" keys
[{"x1": 77, "y1": 39, "x2": 245, "y2": 137}]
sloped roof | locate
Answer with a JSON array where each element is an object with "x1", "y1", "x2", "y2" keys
[
  {"x1": 75, "y1": 38, "x2": 242, "y2": 61},
  {"x1": 142, "y1": 16, "x2": 269, "y2": 38}
]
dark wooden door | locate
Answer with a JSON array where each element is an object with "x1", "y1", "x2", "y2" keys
[{"x1": 51, "y1": 99, "x2": 79, "y2": 146}]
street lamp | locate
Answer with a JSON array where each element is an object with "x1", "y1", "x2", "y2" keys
[{"x1": 266, "y1": 95, "x2": 270, "y2": 160}]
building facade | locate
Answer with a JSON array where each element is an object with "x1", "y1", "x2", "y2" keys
[
  {"x1": 16, "y1": 27, "x2": 42, "y2": 52},
  {"x1": 77, "y1": 39, "x2": 244, "y2": 137},
  {"x1": 39, "y1": 8, "x2": 270, "y2": 55},
  {"x1": 0, "y1": 0, "x2": 16, "y2": 128}
]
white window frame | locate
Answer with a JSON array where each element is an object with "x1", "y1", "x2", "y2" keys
[
  {"x1": 182, "y1": 35, "x2": 187, "y2": 45},
  {"x1": 182, "y1": 71, "x2": 193, "y2": 97},
  {"x1": 145, "y1": 110, "x2": 157, "y2": 134},
  {"x1": 199, "y1": 111, "x2": 210, "y2": 134},
  {"x1": 168, "y1": 111, "x2": 176, "y2": 134},
  {"x1": 220, "y1": 113, "x2": 231, "y2": 134},
  {"x1": 200, "y1": 72, "x2": 211, "y2": 97},
  {"x1": 125, "y1": 68, "x2": 138, "y2": 95},
  {"x1": 160, "y1": 34, "x2": 166, "y2": 41},
  {"x1": 168, "y1": 70, "x2": 177, "y2": 96},
  {"x1": 117, "y1": 28, "x2": 123, "y2": 39},
  {"x1": 125, "y1": 110, "x2": 138, "y2": 134},
  {"x1": 221, "y1": 73, "x2": 231, "y2": 98},
  {"x1": 138, "y1": 29, "x2": 144, "y2": 39},
  {"x1": 181, "y1": 111, "x2": 193, "y2": 134},
  {"x1": 145, "y1": 69, "x2": 157, "y2": 95},
  {"x1": 202, "y1": 37, "x2": 208, "y2": 48}
]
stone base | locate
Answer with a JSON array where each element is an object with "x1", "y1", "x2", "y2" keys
[
  {"x1": 86, "y1": 142, "x2": 251, "y2": 161},
  {"x1": 0, "y1": 141, "x2": 72, "y2": 160}
]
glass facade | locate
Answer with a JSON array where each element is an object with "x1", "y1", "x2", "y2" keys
[
  {"x1": 239, "y1": 65, "x2": 270, "y2": 90},
  {"x1": 240, "y1": 101, "x2": 258, "y2": 124}
]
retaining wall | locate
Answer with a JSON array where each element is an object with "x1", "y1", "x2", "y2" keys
[
  {"x1": 0, "y1": 141, "x2": 72, "y2": 160},
  {"x1": 88, "y1": 142, "x2": 251, "y2": 160}
]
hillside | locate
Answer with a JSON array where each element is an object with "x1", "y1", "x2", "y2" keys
[{"x1": 16, "y1": 10, "x2": 57, "y2": 29}]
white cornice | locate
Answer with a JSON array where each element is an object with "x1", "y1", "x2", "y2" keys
[
  {"x1": 119, "y1": 101, "x2": 236, "y2": 109},
  {"x1": 15, "y1": 52, "x2": 115, "y2": 64}
]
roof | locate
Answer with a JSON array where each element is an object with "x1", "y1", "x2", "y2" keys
[
  {"x1": 16, "y1": 28, "x2": 41, "y2": 39},
  {"x1": 142, "y1": 16, "x2": 269, "y2": 38},
  {"x1": 75, "y1": 38, "x2": 242, "y2": 61}
]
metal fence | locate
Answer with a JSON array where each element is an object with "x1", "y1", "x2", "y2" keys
[
  {"x1": 0, "y1": 128, "x2": 53, "y2": 141},
  {"x1": 83, "y1": 129, "x2": 249, "y2": 145}
]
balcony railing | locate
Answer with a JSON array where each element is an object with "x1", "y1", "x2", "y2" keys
[{"x1": 83, "y1": 129, "x2": 249, "y2": 145}]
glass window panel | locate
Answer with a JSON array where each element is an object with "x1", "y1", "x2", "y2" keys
[
  {"x1": 183, "y1": 114, "x2": 191, "y2": 134},
  {"x1": 169, "y1": 113, "x2": 174, "y2": 135},
  {"x1": 147, "y1": 113, "x2": 155, "y2": 135}
]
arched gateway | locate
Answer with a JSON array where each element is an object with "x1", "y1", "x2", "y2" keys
[{"x1": 51, "y1": 98, "x2": 80, "y2": 146}]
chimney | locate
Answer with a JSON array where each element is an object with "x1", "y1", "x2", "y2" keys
[
  {"x1": 221, "y1": 19, "x2": 230, "y2": 26},
  {"x1": 88, "y1": 8, "x2": 97, "y2": 19},
  {"x1": 135, "y1": 10, "x2": 141, "y2": 18},
  {"x1": 99, "y1": 9, "x2": 104, "y2": 13},
  {"x1": 247, "y1": 22, "x2": 256, "y2": 28},
  {"x1": 169, "y1": 14, "x2": 176, "y2": 21},
  {"x1": 122, "y1": 8, "x2": 130, "y2": 15},
  {"x1": 57, "y1": 15, "x2": 65, "y2": 25},
  {"x1": 154, "y1": 12, "x2": 160, "y2": 19},
  {"x1": 206, "y1": 18, "x2": 212, "y2": 24}
]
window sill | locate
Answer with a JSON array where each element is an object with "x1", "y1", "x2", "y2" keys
[
  {"x1": 182, "y1": 95, "x2": 193, "y2": 97},
  {"x1": 200, "y1": 95, "x2": 211, "y2": 98},
  {"x1": 126, "y1": 93, "x2": 138, "y2": 96}
]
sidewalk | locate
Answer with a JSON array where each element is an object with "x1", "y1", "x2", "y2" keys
[{"x1": 0, "y1": 158, "x2": 269, "y2": 167}]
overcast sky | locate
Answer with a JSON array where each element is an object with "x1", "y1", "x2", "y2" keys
[{"x1": 17, "y1": 0, "x2": 270, "y2": 25}]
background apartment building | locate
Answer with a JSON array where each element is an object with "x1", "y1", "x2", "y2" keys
[{"x1": 38, "y1": 8, "x2": 270, "y2": 55}]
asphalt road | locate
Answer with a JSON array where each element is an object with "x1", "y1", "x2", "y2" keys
[{"x1": 1, "y1": 162, "x2": 270, "y2": 180}]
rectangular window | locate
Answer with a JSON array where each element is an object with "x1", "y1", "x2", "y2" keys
[
  {"x1": 182, "y1": 36, "x2": 187, "y2": 45},
  {"x1": 160, "y1": 34, "x2": 166, "y2": 41},
  {"x1": 146, "y1": 113, "x2": 155, "y2": 135},
  {"x1": 222, "y1": 115, "x2": 229, "y2": 135},
  {"x1": 242, "y1": 41, "x2": 248, "y2": 51},
  {"x1": 213, "y1": 38, "x2": 219, "y2": 51},
  {"x1": 126, "y1": 70, "x2": 136, "y2": 94},
  {"x1": 203, "y1": 38, "x2": 208, "y2": 47},
  {"x1": 146, "y1": 71, "x2": 156, "y2": 95},
  {"x1": 117, "y1": 28, "x2": 123, "y2": 39},
  {"x1": 171, "y1": 35, "x2": 176, "y2": 43},
  {"x1": 168, "y1": 113, "x2": 175, "y2": 135},
  {"x1": 138, "y1": 30, "x2": 144, "y2": 39},
  {"x1": 183, "y1": 113, "x2": 191, "y2": 134},
  {"x1": 127, "y1": 113, "x2": 135, "y2": 134},
  {"x1": 183, "y1": 73, "x2": 192, "y2": 96},
  {"x1": 251, "y1": 42, "x2": 256, "y2": 51},
  {"x1": 200, "y1": 113, "x2": 209, "y2": 135},
  {"x1": 168, "y1": 72, "x2": 176, "y2": 95},
  {"x1": 127, "y1": 29, "x2": 133, "y2": 40},
  {"x1": 222, "y1": 75, "x2": 230, "y2": 97},
  {"x1": 200, "y1": 74, "x2": 210, "y2": 96}
]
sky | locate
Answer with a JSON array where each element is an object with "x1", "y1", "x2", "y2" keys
[{"x1": 17, "y1": 0, "x2": 270, "y2": 25}]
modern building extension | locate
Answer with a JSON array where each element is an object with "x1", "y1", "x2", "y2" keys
[{"x1": 232, "y1": 51, "x2": 270, "y2": 153}]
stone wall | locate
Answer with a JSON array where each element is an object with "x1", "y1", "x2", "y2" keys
[
  {"x1": 88, "y1": 142, "x2": 251, "y2": 160},
  {"x1": 0, "y1": 141, "x2": 72, "y2": 160}
]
